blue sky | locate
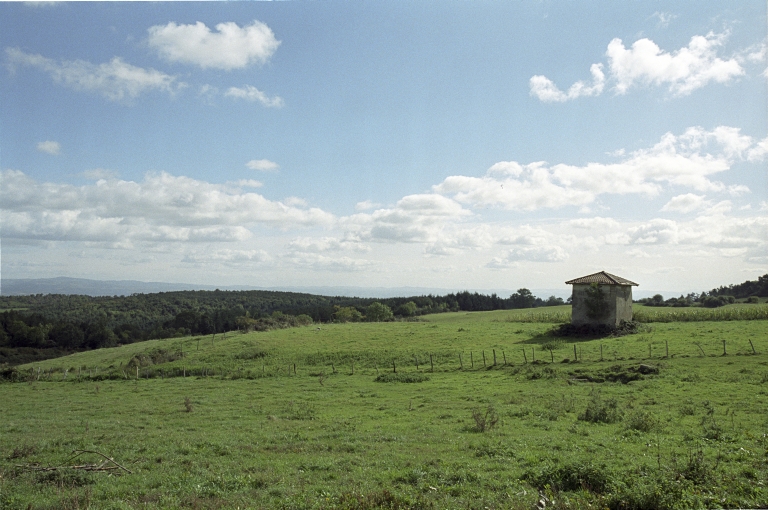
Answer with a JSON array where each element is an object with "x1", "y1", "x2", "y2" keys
[{"x1": 1, "y1": 1, "x2": 766, "y2": 295}]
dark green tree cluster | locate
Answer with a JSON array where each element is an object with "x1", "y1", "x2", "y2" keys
[{"x1": 0, "y1": 286, "x2": 565, "y2": 364}]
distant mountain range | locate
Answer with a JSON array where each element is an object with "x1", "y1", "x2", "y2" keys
[{"x1": 1, "y1": 276, "x2": 580, "y2": 300}]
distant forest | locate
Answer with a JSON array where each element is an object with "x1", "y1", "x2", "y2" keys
[
  {"x1": 0, "y1": 287, "x2": 560, "y2": 365},
  {"x1": 1, "y1": 273, "x2": 765, "y2": 366}
]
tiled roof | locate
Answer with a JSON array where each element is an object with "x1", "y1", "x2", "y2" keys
[{"x1": 565, "y1": 271, "x2": 638, "y2": 286}]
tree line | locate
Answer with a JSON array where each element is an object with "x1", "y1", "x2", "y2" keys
[
  {"x1": 635, "y1": 274, "x2": 767, "y2": 308},
  {"x1": 0, "y1": 287, "x2": 564, "y2": 364}
]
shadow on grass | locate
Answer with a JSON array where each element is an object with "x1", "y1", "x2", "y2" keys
[{"x1": 520, "y1": 321, "x2": 645, "y2": 345}]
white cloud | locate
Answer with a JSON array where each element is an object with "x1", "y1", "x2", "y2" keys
[
  {"x1": 225, "y1": 85, "x2": 284, "y2": 107},
  {"x1": 345, "y1": 194, "x2": 471, "y2": 244},
  {"x1": 530, "y1": 32, "x2": 745, "y2": 101},
  {"x1": 529, "y1": 63, "x2": 605, "y2": 103},
  {"x1": 355, "y1": 200, "x2": 381, "y2": 212},
  {"x1": 607, "y1": 32, "x2": 744, "y2": 95},
  {"x1": 80, "y1": 168, "x2": 118, "y2": 180},
  {"x1": 566, "y1": 217, "x2": 620, "y2": 230},
  {"x1": 6, "y1": 48, "x2": 180, "y2": 101},
  {"x1": 36, "y1": 140, "x2": 60, "y2": 155},
  {"x1": 660, "y1": 193, "x2": 707, "y2": 213},
  {"x1": 147, "y1": 20, "x2": 280, "y2": 70},
  {"x1": 0, "y1": 170, "x2": 334, "y2": 244},
  {"x1": 246, "y1": 159, "x2": 279, "y2": 171},
  {"x1": 434, "y1": 126, "x2": 763, "y2": 211},
  {"x1": 285, "y1": 252, "x2": 376, "y2": 272},
  {"x1": 652, "y1": 11, "x2": 677, "y2": 29},
  {"x1": 183, "y1": 249, "x2": 270, "y2": 265}
]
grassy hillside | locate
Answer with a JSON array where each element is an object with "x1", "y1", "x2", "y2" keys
[{"x1": 1, "y1": 309, "x2": 767, "y2": 509}]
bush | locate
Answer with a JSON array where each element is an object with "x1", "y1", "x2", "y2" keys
[
  {"x1": 523, "y1": 461, "x2": 611, "y2": 493},
  {"x1": 471, "y1": 406, "x2": 499, "y2": 432},
  {"x1": 579, "y1": 390, "x2": 622, "y2": 424},
  {"x1": 374, "y1": 373, "x2": 429, "y2": 383},
  {"x1": 746, "y1": 296, "x2": 760, "y2": 303},
  {"x1": 624, "y1": 409, "x2": 658, "y2": 432}
]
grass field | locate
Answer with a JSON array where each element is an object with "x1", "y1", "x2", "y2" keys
[{"x1": 1, "y1": 308, "x2": 767, "y2": 509}]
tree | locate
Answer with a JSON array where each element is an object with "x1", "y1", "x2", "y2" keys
[
  {"x1": 395, "y1": 301, "x2": 418, "y2": 317},
  {"x1": 365, "y1": 302, "x2": 393, "y2": 322},
  {"x1": 49, "y1": 322, "x2": 85, "y2": 349},
  {"x1": 333, "y1": 306, "x2": 363, "y2": 323},
  {"x1": 510, "y1": 288, "x2": 536, "y2": 309}
]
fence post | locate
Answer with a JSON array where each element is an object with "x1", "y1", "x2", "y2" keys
[
  {"x1": 523, "y1": 349, "x2": 527, "y2": 364},
  {"x1": 471, "y1": 352, "x2": 474, "y2": 368},
  {"x1": 459, "y1": 353, "x2": 463, "y2": 369},
  {"x1": 502, "y1": 351, "x2": 507, "y2": 366},
  {"x1": 482, "y1": 351, "x2": 486, "y2": 367},
  {"x1": 532, "y1": 347, "x2": 535, "y2": 362},
  {"x1": 665, "y1": 340, "x2": 669, "y2": 358},
  {"x1": 722, "y1": 339, "x2": 726, "y2": 356},
  {"x1": 493, "y1": 349, "x2": 497, "y2": 366},
  {"x1": 430, "y1": 354, "x2": 434, "y2": 372},
  {"x1": 749, "y1": 339, "x2": 756, "y2": 354},
  {"x1": 393, "y1": 360, "x2": 397, "y2": 373},
  {"x1": 573, "y1": 344, "x2": 577, "y2": 361}
]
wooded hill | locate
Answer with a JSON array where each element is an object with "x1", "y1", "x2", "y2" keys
[
  {"x1": 0, "y1": 288, "x2": 560, "y2": 365},
  {"x1": 1, "y1": 273, "x2": 764, "y2": 366}
]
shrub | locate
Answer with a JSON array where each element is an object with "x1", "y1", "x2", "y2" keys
[
  {"x1": 624, "y1": 409, "x2": 658, "y2": 432},
  {"x1": 746, "y1": 296, "x2": 760, "y2": 303},
  {"x1": 579, "y1": 390, "x2": 622, "y2": 424},
  {"x1": 374, "y1": 373, "x2": 430, "y2": 383},
  {"x1": 471, "y1": 406, "x2": 499, "y2": 432},
  {"x1": 523, "y1": 461, "x2": 611, "y2": 493}
]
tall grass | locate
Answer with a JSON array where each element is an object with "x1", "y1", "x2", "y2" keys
[
  {"x1": 634, "y1": 305, "x2": 768, "y2": 323},
  {"x1": 503, "y1": 310, "x2": 571, "y2": 323}
]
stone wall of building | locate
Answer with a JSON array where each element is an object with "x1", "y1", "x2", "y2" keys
[{"x1": 571, "y1": 284, "x2": 634, "y2": 327}]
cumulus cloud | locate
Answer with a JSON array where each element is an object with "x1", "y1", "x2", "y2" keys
[
  {"x1": 285, "y1": 252, "x2": 377, "y2": 272},
  {"x1": 355, "y1": 200, "x2": 381, "y2": 212},
  {"x1": 529, "y1": 63, "x2": 605, "y2": 102},
  {"x1": 0, "y1": 170, "x2": 334, "y2": 244},
  {"x1": 347, "y1": 194, "x2": 471, "y2": 244},
  {"x1": 225, "y1": 85, "x2": 284, "y2": 107},
  {"x1": 661, "y1": 193, "x2": 707, "y2": 213},
  {"x1": 147, "y1": 20, "x2": 280, "y2": 70},
  {"x1": 6, "y1": 48, "x2": 180, "y2": 101},
  {"x1": 246, "y1": 159, "x2": 279, "y2": 171},
  {"x1": 36, "y1": 140, "x2": 60, "y2": 155},
  {"x1": 566, "y1": 217, "x2": 620, "y2": 230},
  {"x1": 530, "y1": 32, "x2": 745, "y2": 101},
  {"x1": 434, "y1": 126, "x2": 763, "y2": 211},
  {"x1": 182, "y1": 249, "x2": 270, "y2": 266}
]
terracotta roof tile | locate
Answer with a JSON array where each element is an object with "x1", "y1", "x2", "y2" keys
[{"x1": 565, "y1": 271, "x2": 638, "y2": 286}]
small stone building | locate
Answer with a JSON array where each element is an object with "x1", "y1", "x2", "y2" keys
[{"x1": 566, "y1": 271, "x2": 638, "y2": 327}]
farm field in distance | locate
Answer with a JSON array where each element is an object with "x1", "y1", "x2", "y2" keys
[{"x1": 1, "y1": 306, "x2": 767, "y2": 509}]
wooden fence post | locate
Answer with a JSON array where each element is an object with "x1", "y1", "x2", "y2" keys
[
  {"x1": 493, "y1": 349, "x2": 497, "y2": 366},
  {"x1": 470, "y1": 352, "x2": 474, "y2": 368},
  {"x1": 393, "y1": 360, "x2": 397, "y2": 373},
  {"x1": 573, "y1": 344, "x2": 577, "y2": 361},
  {"x1": 459, "y1": 353, "x2": 463, "y2": 370},
  {"x1": 522, "y1": 349, "x2": 527, "y2": 364},
  {"x1": 749, "y1": 339, "x2": 756, "y2": 354},
  {"x1": 482, "y1": 351, "x2": 486, "y2": 367},
  {"x1": 502, "y1": 351, "x2": 507, "y2": 366}
]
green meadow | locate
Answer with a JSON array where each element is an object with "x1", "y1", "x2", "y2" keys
[{"x1": 1, "y1": 307, "x2": 767, "y2": 509}]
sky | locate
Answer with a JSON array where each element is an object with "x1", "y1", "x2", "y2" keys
[{"x1": 1, "y1": 1, "x2": 766, "y2": 296}]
